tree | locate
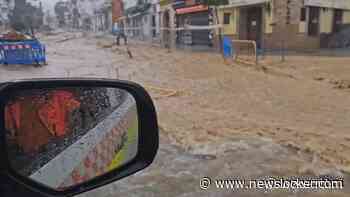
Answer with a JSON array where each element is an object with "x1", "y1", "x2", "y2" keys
[{"x1": 8, "y1": 0, "x2": 44, "y2": 35}]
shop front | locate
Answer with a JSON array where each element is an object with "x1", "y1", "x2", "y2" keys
[{"x1": 174, "y1": 1, "x2": 213, "y2": 46}]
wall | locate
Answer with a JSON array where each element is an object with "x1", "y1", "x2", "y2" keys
[
  {"x1": 320, "y1": 8, "x2": 333, "y2": 33},
  {"x1": 122, "y1": 1, "x2": 160, "y2": 40},
  {"x1": 108, "y1": 9, "x2": 113, "y2": 31},
  {"x1": 218, "y1": 7, "x2": 238, "y2": 36},
  {"x1": 263, "y1": 0, "x2": 321, "y2": 49},
  {"x1": 299, "y1": 21, "x2": 306, "y2": 33},
  {"x1": 160, "y1": 4, "x2": 176, "y2": 48},
  {"x1": 143, "y1": 1, "x2": 161, "y2": 39},
  {"x1": 263, "y1": 29, "x2": 320, "y2": 49},
  {"x1": 112, "y1": 0, "x2": 124, "y2": 23},
  {"x1": 264, "y1": 4, "x2": 273, "y2": 34},
  {"x1": 142, "y1": 14, "x2": 152, "y2": 39},
  {"x1": 343, "y1": 10, "x2": 350, "y2": 24}
]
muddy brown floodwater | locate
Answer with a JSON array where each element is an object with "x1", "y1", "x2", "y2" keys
[
  {"x1": 112, "y1": 41, "x2": 350, "y2": 174},
  {"x1": 88, "y1": 38, "x2": 350, "y2": 196},
  {"x1": 1, "y1": 32, "x2": 349, "y2": 196}
]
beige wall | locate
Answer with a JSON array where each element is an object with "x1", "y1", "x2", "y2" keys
[
  {"x1": 219, "y1": 5, "x2": 273, "y2": 35},
  {"x1": 218, "y1": 7, "x2": 238, "y2": 35},
  {"x1": 299, "y1": 6, "x2": 307, "y2": 33},
  {"x1": 343, "y1": 10, "x2": 350, "y2": 24},
  {"x1": 299, "y1": 21, "x2": 306, "y2": 33},
  {"x1": 264, "y1": 5, "x2": 273, "y2": 33},
  {"x1": 320, "y1": 8, "x2": 333, "y2": 33}
]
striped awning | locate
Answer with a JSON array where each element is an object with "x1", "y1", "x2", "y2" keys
[{"x1": 176, "y1": 5, "x2": 208, "y2": 14}]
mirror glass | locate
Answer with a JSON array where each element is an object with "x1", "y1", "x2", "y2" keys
[{"x1": 4, "y1": 87, "x2": 139, "y2": 190}]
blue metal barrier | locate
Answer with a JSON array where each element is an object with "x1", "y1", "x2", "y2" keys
[
  {"x1": 223, "y1": 36, "x2": 233, "y2": 58},
  {"x1": 0, "y1": 39, "x2": 46, "y2": 65}
]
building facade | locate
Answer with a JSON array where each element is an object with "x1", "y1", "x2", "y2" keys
[
  {"x1": 53, "y1": 0, "x2": 112, "y2": 32},
  {"x1": 117, "y1": 0, "x2": 160, "y2": 41},
  {"x1": 76, "y1": 0, "x2": 112, "y2": 32},
  {"x1": 218, "y1": 0, "x2": 350, "y2": 49}
]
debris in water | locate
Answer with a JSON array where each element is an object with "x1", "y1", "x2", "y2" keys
[{"x1": 191, "y1": 154, "x2": 217, "y2": 160}]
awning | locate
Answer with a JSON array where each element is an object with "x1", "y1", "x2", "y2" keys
[
  {"x1": 219, "y1": 0, "x2": 269, "y2": 9},
  {"x1": 304, "y1": 0, "x2": 350, "y2": 10},
  {"x1": 176, "y1": 5, "x2": 208, "y2": 14}
]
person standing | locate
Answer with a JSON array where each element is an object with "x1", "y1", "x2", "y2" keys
[{"x1": 112, "y1": 0, "x2": 127, "y2": 45}]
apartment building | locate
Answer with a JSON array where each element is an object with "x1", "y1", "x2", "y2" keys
[{"x1": 218, "y1": 0, "x2": 350, "y2": 49}]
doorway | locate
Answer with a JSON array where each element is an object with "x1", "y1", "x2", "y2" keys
[
  {"x1": 246, "y1": 7, "x2": 263, "y2": 48},
  {"x1": 308, "y1": 7, "x2": 320, "y2": 36}
]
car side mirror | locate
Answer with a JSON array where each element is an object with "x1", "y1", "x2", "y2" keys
[{"x1": 0, "y1": 79, "x2": 159, "y2": 197}]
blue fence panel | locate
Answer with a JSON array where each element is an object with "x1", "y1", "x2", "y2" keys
[
  {"x1": 0, "y1": 40, "x2": 46, "y2": 65},
  {"x1": 223, "y1": 36, "x2": 233, "y2": 58}
]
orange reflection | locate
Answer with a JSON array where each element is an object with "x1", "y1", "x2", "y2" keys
[{"x1": 5, "y1": 90, "x2": 80, "y2": 154}]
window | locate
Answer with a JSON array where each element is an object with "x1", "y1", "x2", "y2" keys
[
  {"x1": 223, "y1": 13, "x2": 230, "y2": 25},
  {"x1": 300, "y1": 8, "x2": 306, "y2": 21}
]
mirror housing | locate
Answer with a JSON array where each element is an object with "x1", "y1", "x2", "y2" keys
[{"x1": 0, "y1": 78, "x2": 159, "y2": 197}]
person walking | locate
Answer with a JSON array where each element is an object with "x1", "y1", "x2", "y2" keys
[{"x1": 114, "y1": 22, "x2": 127, "y2": 46}]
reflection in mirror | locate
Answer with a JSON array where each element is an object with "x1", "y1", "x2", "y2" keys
[{"x1": 4, "y1": 87, "x2": 138, "y2": 190}]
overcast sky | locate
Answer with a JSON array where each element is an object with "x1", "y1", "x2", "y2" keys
[{"x1": 28, "y1": 0, "x2": 137, "y2": 15}]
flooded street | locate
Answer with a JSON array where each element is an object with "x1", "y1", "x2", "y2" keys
[{"x1": 1, "y1": 32, "x2": 350, "y2": 196}]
